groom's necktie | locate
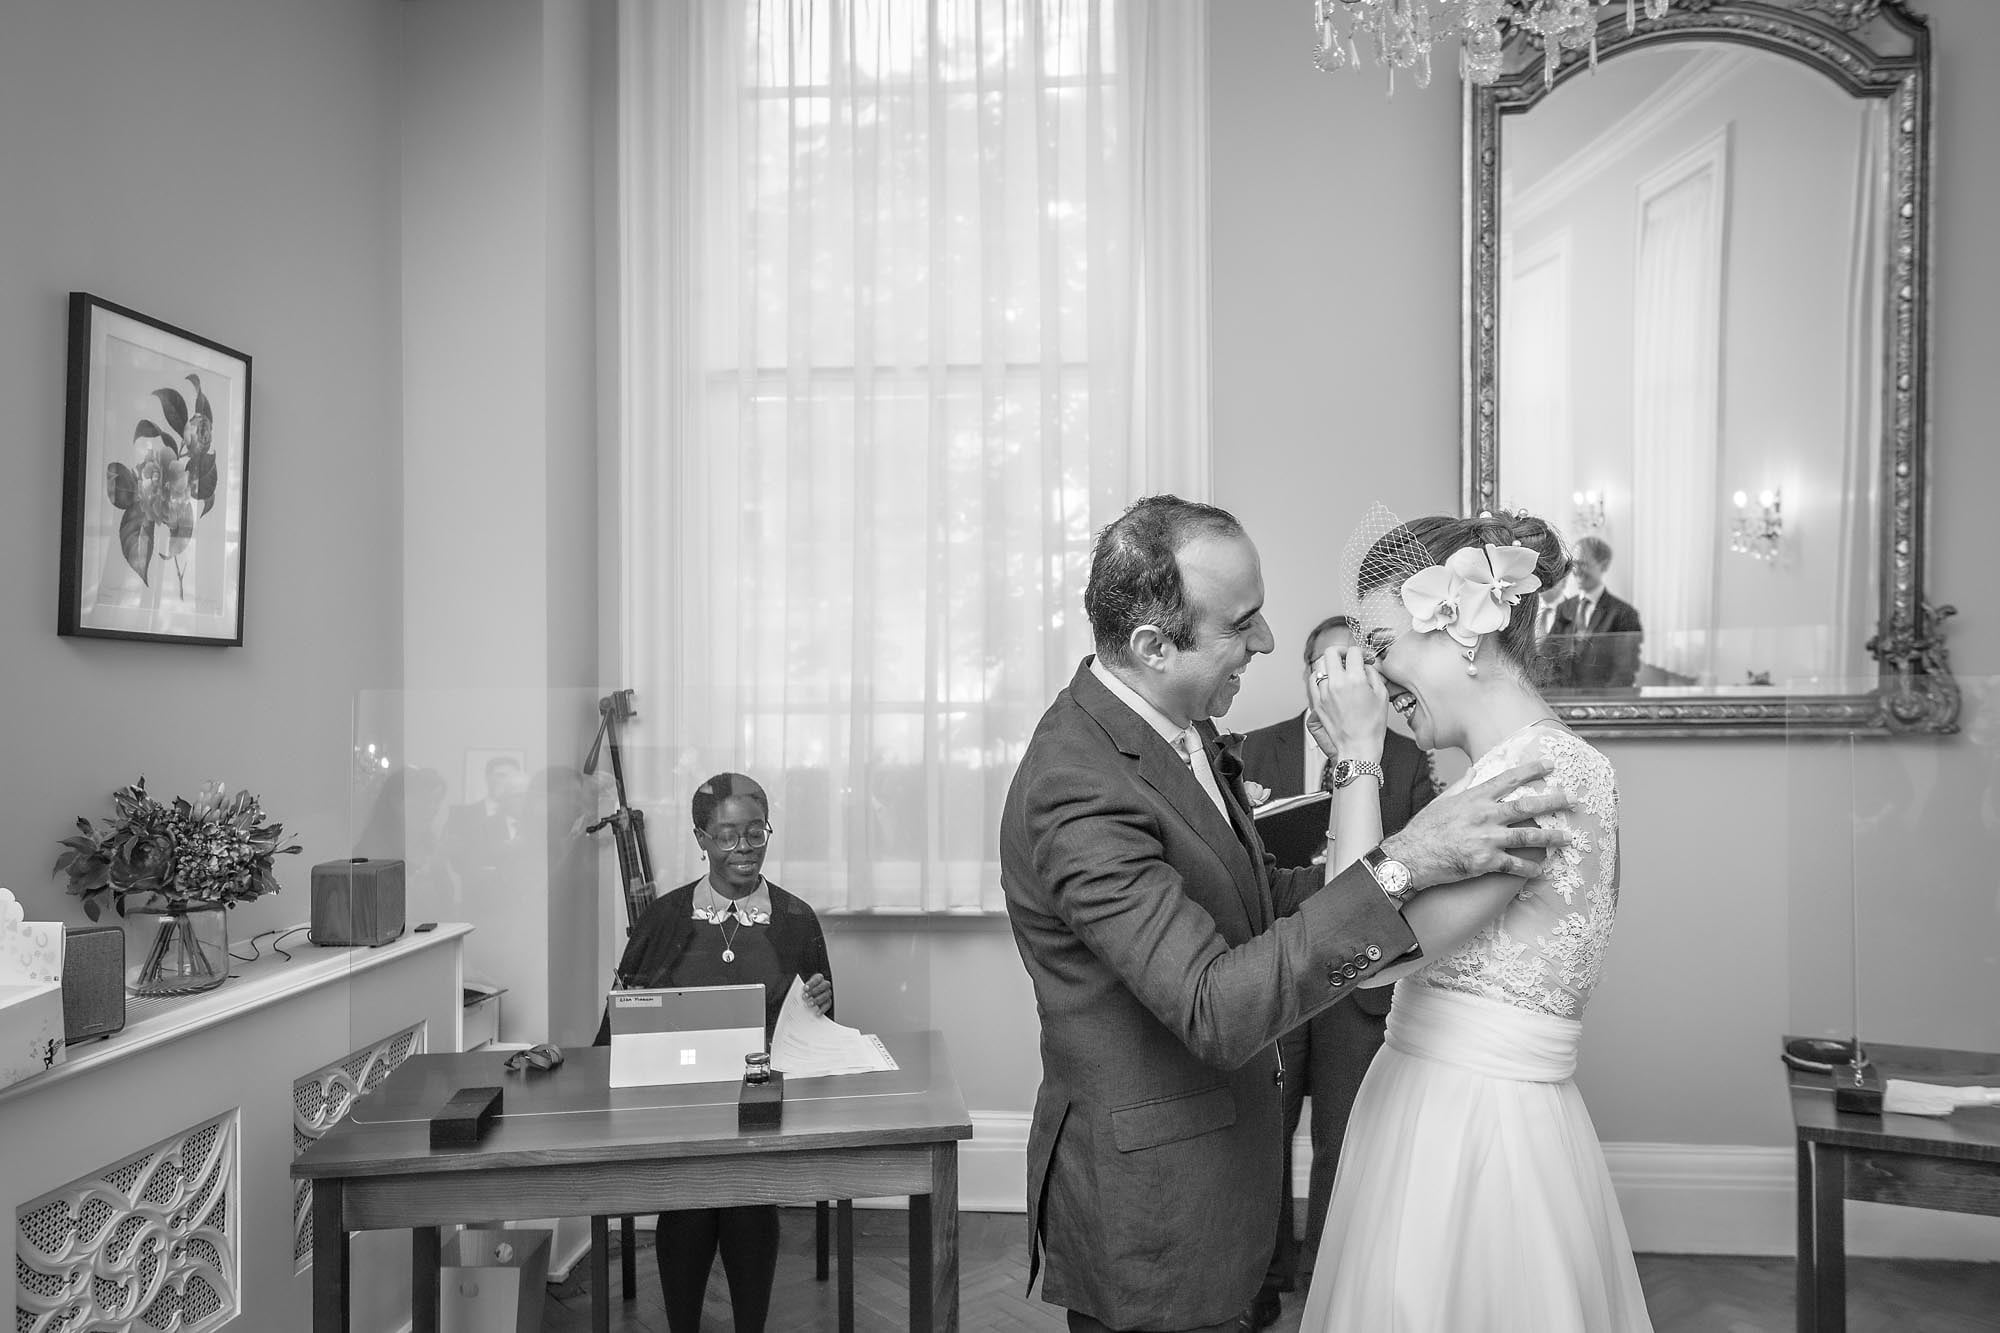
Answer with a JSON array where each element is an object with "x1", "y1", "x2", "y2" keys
[
  {"x1": 1319, "y1": 757, "x2": 1336, "y2": 793},
  {"x1": 1174, "y1": 729, "x2": 1230, "y2": 820}
]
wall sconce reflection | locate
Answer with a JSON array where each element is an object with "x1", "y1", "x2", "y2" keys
[
  {"x1": 1571, "y1": 489, "x2": 1606, "y2": 535},
  {"x1": 353, "y1": 740, "x2": 396, "y2": 784},
  {"x1": 1729, "y1": 488, "x2": 1784, "y2": 562}
]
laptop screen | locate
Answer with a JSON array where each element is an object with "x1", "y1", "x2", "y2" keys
[{"x1": 608, "y1": 983, "x2": 766, "y2": 1088}]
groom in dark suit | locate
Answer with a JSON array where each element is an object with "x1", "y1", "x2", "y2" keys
[
  {"x1": 1000, "y1": 496, "x2": 1575, "y2": 1332},
  {"x1": 1237, "y1": 615, "x2": 1435, "y2": 1326}
]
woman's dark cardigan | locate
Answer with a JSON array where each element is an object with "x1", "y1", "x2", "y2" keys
[{"x1": 592, "y1": 878, "x2": 832, "y2": 1046}]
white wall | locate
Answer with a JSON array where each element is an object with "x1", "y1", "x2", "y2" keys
[
  {"x1": 0, "y1": 0, "x2": 405, "y2": 943},
  {"x1": 399, "y1": 0, "x2": 606, "y2": 1048}
]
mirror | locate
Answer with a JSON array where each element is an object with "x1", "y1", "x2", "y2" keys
[{"x1": 1464, "y1": 0, "x2": 1957, "y2": 736}]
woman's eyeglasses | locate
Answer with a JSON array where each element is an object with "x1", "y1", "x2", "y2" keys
[{"x1": 704, "y1": 822, "x2": 773, "y2": 852}]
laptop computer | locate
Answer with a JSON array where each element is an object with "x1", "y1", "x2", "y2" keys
[{"x1": 607, "y1": 983, "x2": 767, "y2": 1089}]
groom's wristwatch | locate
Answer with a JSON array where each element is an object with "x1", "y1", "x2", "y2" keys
[{"x1": 1361, "y1": 845, "x2": 1415, "y2": 907}]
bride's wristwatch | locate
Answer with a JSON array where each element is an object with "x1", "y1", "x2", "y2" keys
[
  {"x1": 1331, "y1": 758, "x2": 1384, "y2": 789},
  {"x1": 1361, "y1": 845, "x2": 1415, "y2": 907}
]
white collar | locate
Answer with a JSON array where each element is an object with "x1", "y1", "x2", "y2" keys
[
  {"x1": 693, "y1": 878, "x2": 772, "y2": 924},
  {"x1": 1090, "y1": 656, "x2": 1190, "y2": 749}
]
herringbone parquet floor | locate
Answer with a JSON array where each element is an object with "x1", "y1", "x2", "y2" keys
[{"x1": 541, "y1": 1208, "x2": 2000, "y2": 1332}]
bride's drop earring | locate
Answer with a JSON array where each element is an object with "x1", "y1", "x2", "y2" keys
[{"x1": 1463, "y1": 643, "x2": 1479, "y2": 676}]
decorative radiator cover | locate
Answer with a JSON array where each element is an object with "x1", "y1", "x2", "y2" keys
[
  {"x1": 15, "y1": 1110, "x2": 238, "y2": 1333},
  {"x1": 291, "y1": 1022, "x2": 426, "y2": 1270}
]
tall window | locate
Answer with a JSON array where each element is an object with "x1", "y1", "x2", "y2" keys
[{"x1": 617, "y1": 0, "x2": 1209, "y2": 911}]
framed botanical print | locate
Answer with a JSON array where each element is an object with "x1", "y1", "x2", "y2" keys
[{"x1": 59, "y1": 293, "x2": 253, "y2": 645}]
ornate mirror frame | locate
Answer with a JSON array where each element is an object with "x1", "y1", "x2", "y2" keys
[{"x1": 1463, "y1": 0, "x2": 1956, "y2": 738}]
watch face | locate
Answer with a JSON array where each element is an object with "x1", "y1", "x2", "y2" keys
[{"x1": 1378, "y1": 858, "x2": 1412, "y2": 897}]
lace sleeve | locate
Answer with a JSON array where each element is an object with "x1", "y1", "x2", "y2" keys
[{"x1": 1414, "y1": 727, "x2": 1622, "y2": 1018}]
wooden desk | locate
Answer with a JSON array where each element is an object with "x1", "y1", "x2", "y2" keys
[
  {"x1": 1785, "y1": 1037, "x2": 2000, "y2": 1332},
  {"x1": 295, "y1": 1030, "x2": 972, "y2": 1333}
]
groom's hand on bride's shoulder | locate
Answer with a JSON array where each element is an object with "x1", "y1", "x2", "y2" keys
[{"x1": 1378, "y1": 759, "x2": 1572, "y2": 889}]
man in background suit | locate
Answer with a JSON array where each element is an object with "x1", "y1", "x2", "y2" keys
[
  {"x1": 1549, "y1": 535, "x2": 1642, "y2": 688},
  {"x1": 443, "y1": 755, "x2": 526, "y2": 881},
  {"x1": 1000, "y1": 495, "x2": 1575, "y2": 1333},
  {"x1": 1235, "y1": 615, "x2": 1435, "y2": 1327}
]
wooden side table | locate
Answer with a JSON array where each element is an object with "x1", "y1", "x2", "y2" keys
[{"x1": 1785, "y1": 1037, "x2": 2000, "y2": 1332}]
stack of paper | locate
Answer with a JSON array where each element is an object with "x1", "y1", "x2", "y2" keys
[{"x1": 769, "y1": 977, "x2": 898, "y2": 1077}]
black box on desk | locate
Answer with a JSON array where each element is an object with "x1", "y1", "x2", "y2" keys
[
  {"x1": 431, "y1": 1085, "x2": 503, "y2": 1149},
  {"x1": 738, "y1": 1071, "x2": 784, "y2": 1131},
  {"x1": 310, "y1": 857, "x2": 405, "y2": 947},
  {"x1": 61, "y1": 925, "x2": 125, "y2": 1044}
]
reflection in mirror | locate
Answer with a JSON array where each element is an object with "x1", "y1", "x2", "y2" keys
[
  {"x1": 1503, "y1": 45, "x2": 1885, "y2": 694},
  {"x1": 1465, "y1": 1, "x2": 1956, "y2": 736}
]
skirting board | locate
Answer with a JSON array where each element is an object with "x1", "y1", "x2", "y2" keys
[{"x1": 948, "y1": 1113, "x2": 2000, "y2": 1263}]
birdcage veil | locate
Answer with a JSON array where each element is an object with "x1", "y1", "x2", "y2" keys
[{"x1": 1340, "y1": 503, "x2": 1438, "y2": 658}]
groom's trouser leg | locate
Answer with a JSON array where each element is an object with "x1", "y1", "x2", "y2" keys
[{"x1": 1262, "y1": 1021, "x2": 1312, "y2": 1298}]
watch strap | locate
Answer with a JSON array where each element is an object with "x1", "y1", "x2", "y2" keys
[{"x1": 1332, "y1": 758, "x2": 1385, "y2": 789}]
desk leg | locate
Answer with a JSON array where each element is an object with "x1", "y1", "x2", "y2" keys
[
  {"x1": 909, "y1": 1143, "x2": 959, "y2": 1333},
  {"x1": 311, "y1": 1181, "x2": 349, "y2": 1333},
  {"x1": 591, "y1": 1214, "x2": 611, "y2": 1333},
  {"x1": 838, "y1": 1200, "x2": 855, "y2": 1333},
  {"x1": 1797, "y1": 1141, "x2": 1846, "y2": 1333},
  {"x1": 412, "y1": 1227, "x2": 440, "y2": 1333}
]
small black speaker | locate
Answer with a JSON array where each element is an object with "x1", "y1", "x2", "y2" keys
[
  {"x1": 62, "y1": 925, "x2": 126, "y2": 1044},
  {"x1": 310, "y1": 858, "x2": 407, "y2": 947}
]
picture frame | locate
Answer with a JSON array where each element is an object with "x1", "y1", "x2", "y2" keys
[{"x1": 59, "y1": 293, "x2": 253, "y2": 645}]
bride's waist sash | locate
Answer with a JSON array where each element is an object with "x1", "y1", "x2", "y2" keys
[{"x1": 1385, "y1": 982, "x2": 1581, "y2": 1083}]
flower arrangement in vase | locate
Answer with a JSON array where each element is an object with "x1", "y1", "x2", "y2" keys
[{"x1": 55, "y1": 778, "x2": 301, "y2": 995}]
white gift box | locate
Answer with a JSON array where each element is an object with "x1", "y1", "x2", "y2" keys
[{"x1": 0, "y1": 895, "x2": 67, "y2": 1092}]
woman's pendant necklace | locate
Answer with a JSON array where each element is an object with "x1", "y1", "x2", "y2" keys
[{"x1": 719, "y1": 911, "x2": 741, "y2": 964}]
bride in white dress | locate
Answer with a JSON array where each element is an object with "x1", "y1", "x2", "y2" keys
[{"x1": 1297, "y1": 508, "x2": 1652, "y2": 1332}]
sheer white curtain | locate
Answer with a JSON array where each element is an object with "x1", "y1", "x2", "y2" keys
[
  {"x1": 1630, "y1": 131, "x2": 1726, "y2": 684},
  {"x1": 616, "y1": 0, "x2": 1208, "y2": 913},
  {"x1": 1498, "y1": 232, "x2": 1574, "y2": 535}
]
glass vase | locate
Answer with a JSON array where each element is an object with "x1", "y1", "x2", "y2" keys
[{"x1": 124, "y1": 902, "x2": 230, "y2": 997}]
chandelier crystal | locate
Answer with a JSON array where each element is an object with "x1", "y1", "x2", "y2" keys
[{"x1": 1312, "y1": 0, "x2": 1675, "y2": 89}]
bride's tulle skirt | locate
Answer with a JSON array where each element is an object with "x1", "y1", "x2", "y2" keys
[{"x1": 1298, "y1": 982, "x2": 1653, "y2": 1332}]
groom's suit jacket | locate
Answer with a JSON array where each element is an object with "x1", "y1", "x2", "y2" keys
[
  {"x1": 1000, "y1": 660, "x2": 1420, "y2": 1330},
  {"x1": 1236, "y1": 713, "x2": 1435, "y2": 1020}
]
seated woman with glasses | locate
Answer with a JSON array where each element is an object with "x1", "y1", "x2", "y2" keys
[{"x1": 594, "y1": 771, "x2": 833, "y2": 1333}]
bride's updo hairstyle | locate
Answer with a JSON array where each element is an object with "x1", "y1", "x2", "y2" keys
[{"x1": 1362, "y1": 511, "x2": 1571, "y2": 681}]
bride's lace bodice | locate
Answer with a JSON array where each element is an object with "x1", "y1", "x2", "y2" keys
[{"x1": 1412, "y1": 722, "x2": 1620, "y2": 1019}]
